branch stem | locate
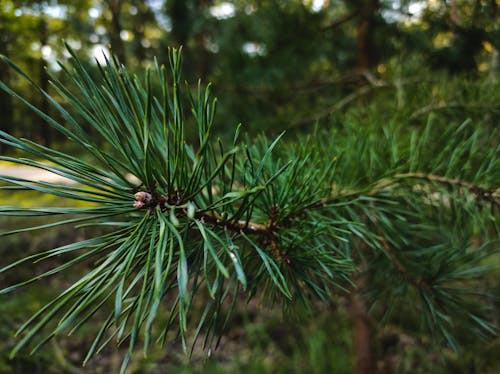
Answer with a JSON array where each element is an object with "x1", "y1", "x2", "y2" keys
[
  {"x1": 392, "y1": 173, "x2": 499, "y2": 203},
  {"x1": 142, "y1": 172, "x2": 498, "y2": 238},
  {"x1": 195, "y1": 210, "x2": 269, "y2": 235}
]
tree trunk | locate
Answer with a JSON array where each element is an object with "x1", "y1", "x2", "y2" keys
[
  {"x1": 355, "y1": 0, "x2": 379, "y2": 70},
  {"x1": 132, "y1": 24, "x2": 146, "y2": 64},
  {"x1": 196, "y1": 0, "x2": 212, "y2": 81},
  {"x1": 39, "y1": 16, "x2": 51, "y2": 147},
  {"x1": 168, "y1": 0, "x2": 191, "y2": 47},
  {"x1": 350, "y1": 291, "x2": 375, "y2": 374},
  {"x1": 0, "y1": 17, "x2": 13, "y2": 151},
  {"x1": 106, "y1": 0, "x2": 127, "y2": 64}
]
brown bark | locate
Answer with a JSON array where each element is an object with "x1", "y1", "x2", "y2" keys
[
  {"x1": 0, "y1": 18, "x2": 13, "y2": 151},
  {"x1": 196, "y1": 0, "x2": 212, "y2": 80},
  {"x1": 39, "y1": 16, "x2": 51, "y2": 147},
  {"x1": 0, "y1": 65, "x2": 12, "y2": 139},
  {"x1": 106, "y1": 0, "x2": 127, "y2": 64},
  {"x1": 350, "y1": 289, "x2": 375, "y2": 374},
  {"x1": 355, "y1": 0, "x2": 379, "y2": 70},
  {"x1": 450, "y1": 0, "x2": 457, "y2": 27}
]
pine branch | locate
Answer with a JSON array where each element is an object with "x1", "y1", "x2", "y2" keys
[
  {"x1": 195, "y1": 210, "x2": 270, "y2": 235},
  {"x1": 392, "y1": 173, "x2": 499, "y2": 205},
  {"x1": 132, "y1": 170, "x2": 498, "y2": 244},
  {"x1": 1, "y1": 46, "x2": 497, "y2": 371},
  {"x1": 312, "y1": 173, "x2": 499, "y2": 209},
  {"x1": 359, "y1": 173, "x2": 499, "y2": 210}
]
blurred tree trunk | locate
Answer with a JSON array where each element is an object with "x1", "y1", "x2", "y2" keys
[
  {"x1": 450, "y1": 0, "x2": 457, "y2": 29},
  {"x1": 130, "y1": 0, "x2": 155, "y2": 65},
  {"x1": 166, "y1": 0, "x2": 213, "y2": 80},
  {"x1": 168, "y1": 0, "x2": 192, "y2": 47},
  {"x1": 166, "y1": 0, "x2": 195, "y2": 76},
  {"x1": 132, "y1": 24, "x2": 146, "y2": 64},
  {"x1": 39, "y1": 16, "x2": 51, "y2": 147},
  {"x1": 350, "y1": 290, "x2": 374, "y2": 374},
  {"x1": 105, "y1": 0, "x2": 127, "y2": 64},
  {"x1": 195, "y1": 0, "x2": 212, "y2": 80},
  {"x1": 350, "y1": 247, "x2": 375, "y2": 374},
  {"x1": 0, "y1": 20, "x2": 13, "y2": 151},
  {"x1": 132, "y1": 23, "x2": 145, "y2": 63},
  {"x1": 354, "y1": 0, "x2": 379, "y2": 70}
]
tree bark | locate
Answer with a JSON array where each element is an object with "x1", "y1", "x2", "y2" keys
[
  {"x1": 39, "y1": 16, "x2": 51, "y2": 147},
  {"x1": 350, "y1": 290, "x2": 375, "y2": 374},
  {"x1": 195, "y1": 0, "x2": 212, "y2": 81},
  {"x1": 0, "y1": 15, "x2": 13, "y2": 150},
  {"x1": 355, "y1": 0, "x2": 379, "y2": 70},
  {"x1": 168, "y1": 0, "x2": 191, "y2": 47},
  {"x1": 106, "y1": 0, "x2": 127, "y2": 64}
]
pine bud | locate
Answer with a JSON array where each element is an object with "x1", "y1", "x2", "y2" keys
[
  {"x1": 133, "y1": 201, "x2": 145, "y2": 208},
  {"x1": 134, "y1": 191, "x2": 152, "y2": 203}
]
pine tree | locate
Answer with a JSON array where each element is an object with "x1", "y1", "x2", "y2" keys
[{"x1": 0, "y1": 47, "x2": 498, "y2": 373}]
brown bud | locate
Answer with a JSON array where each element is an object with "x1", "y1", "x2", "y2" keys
[
  {"x1": 133, "y1": 201, "x2": 146, "y2": 208},
  {"x1": 133, "y1": 201, "x2": 145, "y2": 208},
  {"x1": 134, "y1": 191, "x2": 152, "y2": 203}
]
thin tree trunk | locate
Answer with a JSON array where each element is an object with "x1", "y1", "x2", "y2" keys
[
  {"x1": 356, "y1": 0, "x2": 379, "y2": 70},
  {"x1": 106, "y1": 0, "x2": 127, "y2": 64},
  {"x1": 39, "y1": 16, "x2": 51, "y2": 147},
  {"x1": 349, "y1": 256, "x2": 375, "y2": 374},
  {"x1": 168, "y1": 0, "x2": 191, "y2": 47},
  {"x1": 196, "y1": 0, "x2": 212, "y2": 80},
  {"x1": 132, "y1": 24, "x2": 146, "y2": 64},
  {"x1": 0, "y1": 17, "x2": 13, "y2": 150},
  {"x1": 350, "y1": 290, "x2": 375, "y2": 374},
  {"x1": 450, "y1": 0, "x2": 457, "y2": 27}
]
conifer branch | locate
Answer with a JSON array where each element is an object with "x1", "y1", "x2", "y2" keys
[
  {"x1": 1, "y1": 46, "x2": 497, "y2": 371},
  {"x1": 391, "y1": 173, "x2": 499, "y2": 205},
  {"x1": 322, "y1": 173, "x2": 498, "y2": 205},
  {"x1": 133, "y1": 171, "x2": 498, "y2": 243},
  {"x1": 195, "y1": 210, "x2": 270, "y2": 235}
]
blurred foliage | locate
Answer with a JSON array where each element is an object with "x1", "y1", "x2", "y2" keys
[{"x1": 0, "y1": 0, "x2": 498, "y2": 141}]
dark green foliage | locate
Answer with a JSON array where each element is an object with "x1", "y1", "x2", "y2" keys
[{"x1": 0, "y1": 47, "x2": 498, "y2": 373}]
